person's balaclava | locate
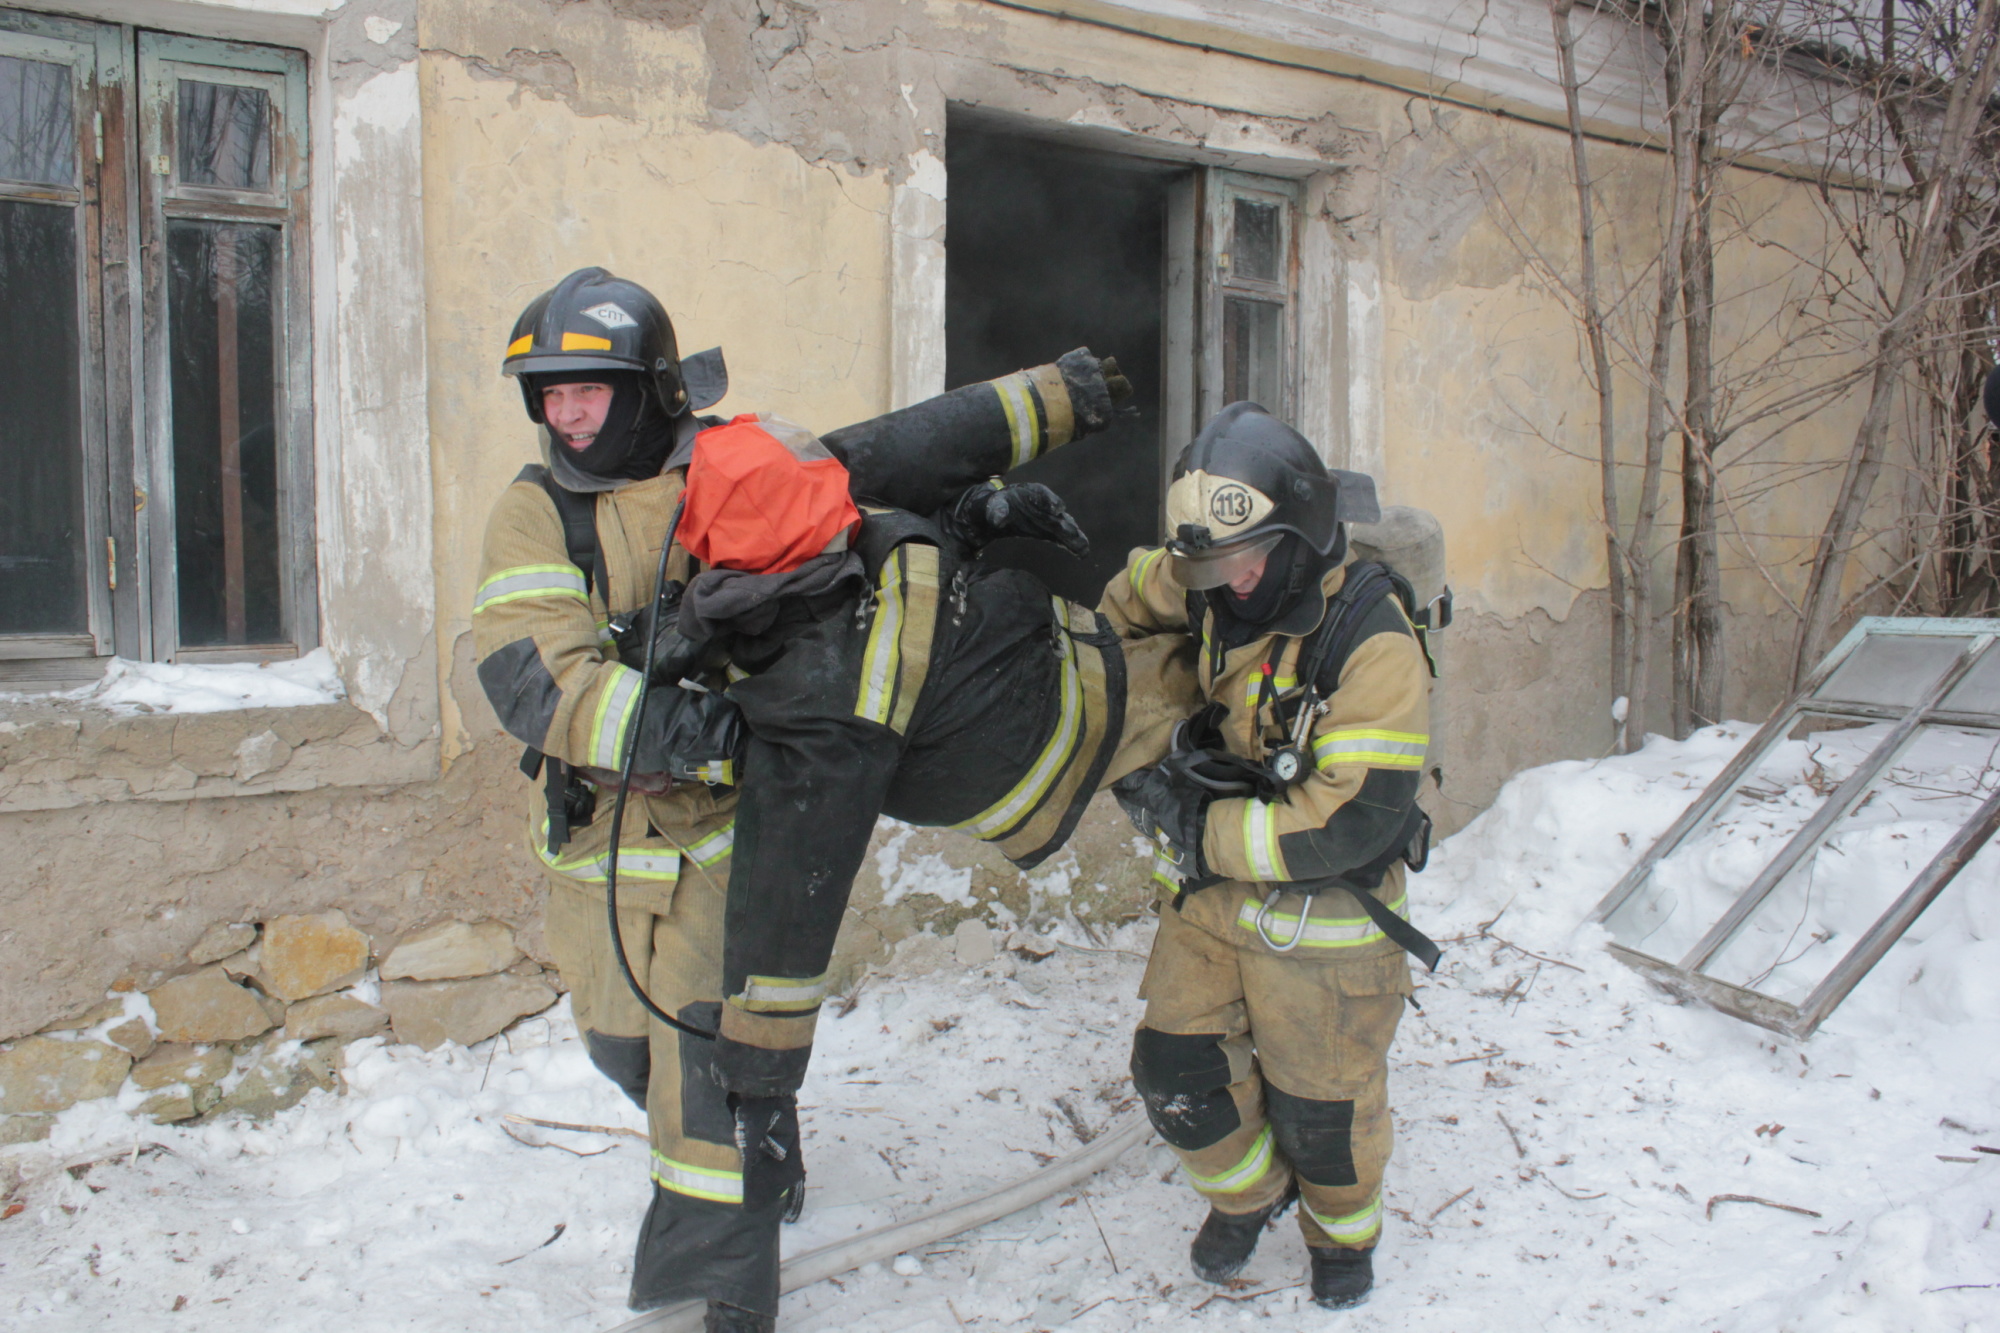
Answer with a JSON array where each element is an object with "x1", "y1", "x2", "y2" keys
[
  {"x1": 535, "y1": 369, "x2": 678, "y2": 483},
  {"x1": 1209, "y1": 526, "x2": 1347, "y2": 645}
]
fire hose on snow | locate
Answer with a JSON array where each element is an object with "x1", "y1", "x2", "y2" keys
[{"x1": 606, "y1": 1109, "x2": 1153, "y2": 1333}]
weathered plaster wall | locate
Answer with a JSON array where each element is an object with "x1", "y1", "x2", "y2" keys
[
  {"x1": 2, "y1": 0, "x2": 1914, "y2": 1042},
  {"x1": 1373, "y1": 101, "x2": 1892, "y2": 795}
]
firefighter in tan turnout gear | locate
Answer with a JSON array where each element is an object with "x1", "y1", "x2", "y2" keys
[
  {"x1": 1102, "y1": 401, "x2": 1441, "y2": 1311},
  {"x1": 471, "y1": 267, "x2": 1139, "y2": 1332}
]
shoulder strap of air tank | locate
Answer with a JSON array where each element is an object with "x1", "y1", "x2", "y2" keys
[
  {"x1": 1300, "y1": 561, "x2": 1407, "y2": 697},
  {"x1": 518, "y1": 463, "x2": 605, "y2": 599},
  {"x1": 853, "y1": 506, "x2": 948, "y2": 581}
]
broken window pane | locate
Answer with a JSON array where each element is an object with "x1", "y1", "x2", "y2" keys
[
  {"x1": 1232, "y1": 197, "x2": 1280, "y2": 283},
  {"x1": 1222, "y1": 295, "x2": 1282, "y2": 409},
  {"x1": 1699, "y1": 724, "x2": 2000, "y2": 1003},
  {"x1": 0, "y1": 54, "x2": 73, "y2": 187},
  {"x1": 1813, "y1": 632, "x2": 1964, "y2": 708},
  {"x1": 1599, "y1": 733, "x2": 1841, "y2": 963},
  {"x1": 0, "y1": 197, "x2": 84, "y2": 634},
  {"x1": 177, "y1": 80, "x2": 270, "y2": 191},
  {"x1": 168, "y1": 219, "x2": 282, "y2": 647},
  {"x1": 1939, "y1": 638, "x2": 2000, "y2": 716}
]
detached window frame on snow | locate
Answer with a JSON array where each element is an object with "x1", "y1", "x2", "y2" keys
[
  {"x1": 1591, "y1": 617, "x2": 2000, "y2": 1039},
  {"x1": 0, "y1": 8, "x2": 314, "y2": 684}
]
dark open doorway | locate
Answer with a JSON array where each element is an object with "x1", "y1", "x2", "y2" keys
[{"x1": 945, "y1": 113, "x2": 1188, "y2": 604}]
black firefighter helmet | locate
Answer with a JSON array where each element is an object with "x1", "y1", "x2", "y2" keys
[
  {"x1": 1164, "y1": 401, "x2": 1380, "y2": 592},
  {"x1": 501, "y1": 267, "x2": 685, "y2": 423}
]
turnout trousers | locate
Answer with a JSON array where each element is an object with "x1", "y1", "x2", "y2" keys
[
  {"x1": 542, "y1": 815, "x2": 786, "y2": 1316},
  {"x1": 1131, "y1": 869, "x2": 1413, "y2": 1252}
]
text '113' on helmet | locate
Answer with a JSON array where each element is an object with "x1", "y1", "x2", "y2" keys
[
  {"x1": 501, "y1": 267, "x2": 685, "y2": 422},
  {"x1": 1163, "y1": 401, "x2": 1380, "y2": 591}
]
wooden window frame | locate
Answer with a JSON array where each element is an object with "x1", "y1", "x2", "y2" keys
[
  {"x1": 0, "y1": 11, "x2": 124, "y2": 663},
  {"x1": 0, "y1": 10, "x2": 314, "y2": 678},
  {"x1": 137, "y1": 31, "x2": 314, "y2": 664},
  {"x1": 1198, "y1": 170, "x2": 1301, "y2": 427}
]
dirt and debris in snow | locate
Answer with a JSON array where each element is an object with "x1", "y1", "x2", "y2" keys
[{"x1": 4, "y1": 723, "x2": 1998, "y2": 1330}]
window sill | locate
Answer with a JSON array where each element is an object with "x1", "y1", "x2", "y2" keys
[{"x1": 0, "y1": 698, "x2": 438, "y2": 813}]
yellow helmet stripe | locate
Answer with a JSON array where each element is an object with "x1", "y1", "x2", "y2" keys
[
  {"x1": 560, "y1": 331, "x2": 614, "y2": 351},
  {"x1": 505, "y1": 334, "x2": 533, "y2": 357}
]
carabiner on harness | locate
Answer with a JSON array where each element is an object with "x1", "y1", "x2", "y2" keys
[{"x1": 1253, "y1": 888, "x2": 1309, "y2": 953}]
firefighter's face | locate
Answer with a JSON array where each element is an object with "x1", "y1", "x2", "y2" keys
[
  {"x1": 1226, "y1": 550, "x2": 1269, "y2": 596},
  {"x1": 542, "y1": 382, "x2": 614, "y2": 450}
]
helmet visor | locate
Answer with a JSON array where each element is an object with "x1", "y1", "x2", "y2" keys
[{"x1": 1167, "y1": 531, "x2": 1284, "y2": 591}]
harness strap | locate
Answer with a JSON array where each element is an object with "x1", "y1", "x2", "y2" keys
[
  {"x1": 517, "y1": 463, "x2": 606, "y2": 598},
  {"x1": 1319, "y1": 879, "x2": 1443, "y2": 972},
  {"x1": 513, "y1": 465, "x2": 608, "y2": 851}
]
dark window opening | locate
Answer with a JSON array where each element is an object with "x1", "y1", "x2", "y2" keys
[
  {"x1": 945, "y1": 115, "x2": 1187, "y2": 604},
  {"x1": 168, "y1": 219, "x2": 283, "y2": 647},
  {"x1": 0, "y1": 196, "x2": 84, "y2": 633}
]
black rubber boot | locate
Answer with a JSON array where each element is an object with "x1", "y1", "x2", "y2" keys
[
  {"x1": 1309, "y1": 1245, "x2": 1375, "y2": 1310},
  {"x1": 703, "y1": 1301, "x2": 775, "y2": 1333},
  {"x1": 1189, "y1": 1181, "x2": 1299, "y2": 1284}
]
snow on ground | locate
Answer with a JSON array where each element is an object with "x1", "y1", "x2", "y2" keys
[
  {"x1": 1, "y1": 649, "x2": 347, "y2": 714},
  {"x1": 5, "y1": 723, "x2": 2000, "y2": 1330}
]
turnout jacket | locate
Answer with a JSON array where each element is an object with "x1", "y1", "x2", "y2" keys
[
  {"x1": 1100, "y1": 547, "x2": 1431, "y2": 945},
  {"x1": 713, "y1": 512, "x2": 1138, "y2": 1096},
  {"x1": 471, "y1": 350, "x2": 1128, "y2": 910},
  {"x1": 473, "y1": 468, "x2": 735, "y2": 912}
]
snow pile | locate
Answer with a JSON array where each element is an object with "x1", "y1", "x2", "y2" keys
[
  {"x1": 83, "y1": 649, "x2": 347, "y2": 714},
  {"x1": 4, "y1": 724, "x2": 1998, "y2": 1331}
]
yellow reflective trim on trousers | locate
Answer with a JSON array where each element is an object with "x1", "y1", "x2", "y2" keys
[
  {"x1": 855, "y1": 553, "x2": 906, "y2": 725},
  {"x1": 1233, "y1": 894, "x2": 1410, "y2": 949},
  {"x1": 685, "y1": 823, "x2": 735, "y2": 868},
  {"x1": 950, "y1": 599, "x2": 1083, "y2": 840},
  {"x1": 473, "y1": 563, "x2": 587, "y2": 613},
  {"x1": 1313, "y1": 728, "x2": 1429, "y2": 772},
  {"x1": 1243, "y1": 800, "x2": 1285, "y2": 880},
  {"x1": 1130, "y1": 547, "x2": 1167, "y2": 600},
  {"x1": 736, "y1": 973, "x2": 829, "y2": 1013},
  {"x1": 588, "y1": 666, "x2": 644, "y2": 770},
  {"x1": 1151, "y1": 850, "x2": 1183, "y2": 892},
  {"x1": 533, "y1": 818, "x2": 682, "y2": 885},
  {"x1": 1182, "y1": 1125, "x2": 1275, "y2": 1195},
  {"x1": 1305, "y1": 1192, "x2": 1383, "y2": 1245},
  {"x1": 651, "y1": 1150, "x2": 744, "y2": 1204},
  {"x1": 994, "y1": 372, "x2": 1041, "y2": 469},
  {"x1": 889, "y1": 545, "x2": 941, "y2": 735}
]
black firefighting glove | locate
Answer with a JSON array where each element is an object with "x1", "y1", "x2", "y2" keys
[
  {"x1": 730, "y1": 1092, "x2": 806, "y2": 1211},
  {"x1": 628, "y1": 683, "x2": 744, "y2": 785},
  {"x1": 940, "y1": 480, "x2": 1090, "y2": 558},
  {"x1": 1098, "y1": 355, "x2": 1134, "y2": 405},
  {"x1": 1056, "y1": 347, "x2": 1139, "y2": 433},
  {"x1": 1112, "y1": 760, "x2": 1213, "y2": 885},
  {"x1": 610, "y1": 581, "x2": 708, "y2": 687}
]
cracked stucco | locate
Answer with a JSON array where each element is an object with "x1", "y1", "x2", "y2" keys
[{"x1": 0, "y1": 0, "x2": 1880, "y2": 1050}]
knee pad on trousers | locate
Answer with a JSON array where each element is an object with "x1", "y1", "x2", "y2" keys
[
  {"x1": 1130, "y1": 1027, "x2": 1241, "y2": 1151},
  {"x1": 1265, "y1": 1083, "x2": 1358, "y2": 1187},
  {"x1": 677, "y1": 1001, "x2": 737, "y2": 1147},
  {"x1": 585, "y1": 1031, "x2": 650, "y2": 1110}
]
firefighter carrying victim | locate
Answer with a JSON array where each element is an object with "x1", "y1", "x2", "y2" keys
[{"x1": 470, "y1": 266, "x2": 1200, "y2": 1331}]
